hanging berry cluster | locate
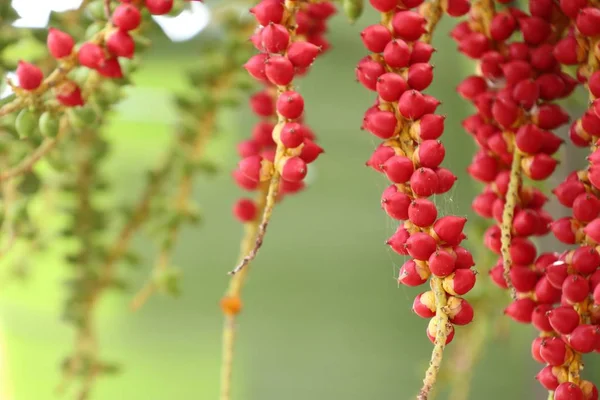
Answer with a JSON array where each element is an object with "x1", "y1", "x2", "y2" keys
[
  {"x1": 357, "y1": 0, "x2": 474, "y2": 397},
  {"x1": 231, "y1": 0, "x2": 333, "y2": 228},
  {"x1": 455, "y1": 0, "x2": 600, "y2": 399},
  {"x1": 220, "y1": 2, "x2": 335, "y2": 399}
]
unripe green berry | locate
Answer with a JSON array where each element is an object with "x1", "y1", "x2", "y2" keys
[
  {"x1": 15, "y1": 109, "x2": 39, "y2": 139},
  {"x1": 68, "y1": 105, "x2": 96, "y2": 129},
  {"x1": 343, "y1": 0, "x2": 363, "y2": 23},
  {"x1": 39, "y1": 111, "x2": 60, "y2": 138},
  {"x1": 86, "y1": 1, "x2": 107, "y2": 21},
  {"x1": 85, "y1": 22, "x2": 104, "y2": 40}
]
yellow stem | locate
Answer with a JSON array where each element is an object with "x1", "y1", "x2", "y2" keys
[
  {"x1": 220, "y1": 187, "x2": 268, "y2": 400},
  {"x1": 417, "y1": 278, "x2": 450, "y2": 400},
  {"x1": 501, "y1": 151, "x2": 522, "y2": 300}
]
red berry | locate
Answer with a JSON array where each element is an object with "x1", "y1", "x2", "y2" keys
[
  {"x1": 577, "y1": 7, "x2": 600, "y2": 37},
  {"x1": 250, "y1": 0, "x2": 284, "y2": 25},
  {"x1": 16, "y1": 61, "x2": 43, "y2": 91},
  {"x1": 540, "y1": 337, "x2": 572, "y2": 366},
  {"x1": 446, "y1": 297, "x2": 473, "y2": 325},
  {"x1": 520, "y1": 16, "x2": 551, "y2": 45},
  {"x1": 569, "y1": 324, "x2": 600, "y2": 353},
  {"x1": 405, "y1": 232, "x2": 437, "y2": 261},
  {"x1": 265, "y1": 55, "x2": 295, "y2": 86},
  {"x1": 369, "y1": 0, "x2": 397, "y2": 12},
  {"x1": 428, "y1": 249, "x2": 456, "y2": 277},
  {"x1": 55, "y1": 81, "x2": 84, "y2": 107},
  {"x1": 78, "y1": 43, "x2": 106, "y2": 69},
  {"x1": 112, "y1": 4, "x2": 141, "y2": 31},
  {"x1": 280, "y1": 157, "x2": 307, "y2": 182},
  {"x1": 106, "y1": 29, "x2": 135, "y2": 59},
  {"x1": 521, "y1": 153, "x2": 558, "y2": 180},
  {"x1": 410, "y1": 167, "x2": 439, "y2": 197},
  {"x1": 244, "y1": 54, "x2": 269, "y2": 81},
  {"x1": 382, "y1": 186, "x2": 411, "y2": 220},
  {"x1": 287, "y1": 42, "x2": 320, "y2": 68},
  {"x1": 361, "y1": 25, "x2": 392, "y2": 53},
  {"x1": 410, "y1": 42, "x2": 434, "y2": 64},
  {"x1": 366, "y1": 146, "x2": 395, "y2": 172},
  {"x1": 47, "y1": 28, "x2": 74, "y2": 59},
  {"x1": 366, "y1": 111, "x2": 398, "y2": 139},
  {"x1": 536, "y1": 366, "x2": 566, "y2": 391},
  {"x1": 398, "y1": 90, "x2": 428, "y2": 120},
  {"x1": 391, "y1": 11, "x2": 426, "y2": 42},
  {"x1": 490, "y1": 12, "x2": 517, "y2": 41},
  {"x1": 532, "y1": 304, "x2": 553, "y2": 332},
  {"x1": 280, "y1": 122, "x2": 305, "y2": 148},
  {"x1": 426, "y1": 318, "x2": 455, "y2": 345},
  {"x1": 261, "y1": 23, "x2": 290, "y2": 53},
  {"x1": 415, "y1": 140, "x2": 445, "y2": 169},
  {"x1": 382, "y1": 155, "x2": 414, "y2": 183},
  {"x1": 407, "y1": 63, "x2": 433, "y2": 91},
  {"x1": 145, "y1": 0, "x2": 173, "y2": 14},
  {"x1": 548, "y1": 306, "x2": 581, "y2": 335},
  {"x1": 413, "y1": 292, "x2": 436, "y2": 318},
  {"x1": 398, "y1": 258, "x2": 429, "y2": 285},
  {"x1": 376, "y1": 73, "x2": 408, "y2": 102},
  {"x1": 505, "y1": 298, "x2": 536, "y2": 323},
  {"x1": 433, "y1": 216, "x2": 466, "y2": 246},
  {"x1": 276, "y1": 91, "x2": 304, "y2": 119},
  {"x1": 233, "y1": 198, "x2": 257, "y2": 222},
  {"x1": 408, "y1": 198, "x2": 438, "y2": 227},
  {"x1": 383, "y1": 40, "x2": 411, "y2": 68},
  {"x1": 443, "y1": 269, "x2": 476, "y2": 295},
  {"x1": 435, "y1": 167, "x2": 456, "y2": 194},
  {"x1": 411, "y1": 114, "x2": 445, "y2": 140}
]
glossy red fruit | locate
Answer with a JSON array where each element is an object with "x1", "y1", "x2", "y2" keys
[
  {"x1": 287, "y1": 42, "x2": 320, "y2": 68},
  {"x1": 428, "y1": 249, "x2": 457, "y2": 278},
  {"x1": 569, "y1": 324, "x2": 600, "y2": 353},
  {"x1": 572, "y1": 246, "x2": 600, "y2": 275},
  {"x1": 382, "y1": 155, "x2": 414, "y2": 183},
  {"x1": 265, "y1": 55, "x2": 295, "y2": 86},
  {"x1": 276, "y1": 91, "x2": 304, "y2": 119},
  {"x1": 413, "y1": 292, "x2": 436, "y2": 318},
  {"x1": 577, "y1": 7, "x2": 600, "y2": 37},
  {"x1": 145, "y1": 0, "x2": 173, "y2": 15},
  {"x1": 539, "y1": 337, "x2": 572, "y2": 366},
  {"x1": 398, "y1": 259, "x2": 429, "y2": 286},
  {"x1": 78, "y1": 43, "x2": 106, "y2": 69},
  {"x1": 382, "y1": 187, "x2": 411, "y2": 220},
  {"x1": 383, "y1": 39, "x2": 411, "y2": 68},
  {"x1": 407, "y1": 63, "x2": 433, "y2": 91},
  {"x1": 443, "y1": 269, "x2": 476, "y2": 295},
  {"x1": 16, "y1": 61, "x2": 43, "y2": 90},
  {"x1": 410, "y1": 167, "x2": 439, "y2": 197},
  {"x1": 446, "y1": 297, "x2": 474, "y2": 325},
  {"x1": 261, "y1": 24, "x2": 290, "y2": 53},
  {"x1": 391, "y1": 11, "x2": 426, "y2": 41},
  {"x1": 361, "y1": 25, "x2": 392, "y2": 53},
  {"x1": 250, "y1": 0, "x2": 284, "y2": 25},
  {"x1": 233, "y1": 198, "x2": 257, "y2": 222},
  {"x1": 433, "y1": 216, "x2": 466, "y2": 246},
  {"x1": 405, "y1": 232, "x2": 437, "y2": 261},
  {"x1": 376, "y1": 73, "x2": 408, "y2": 102},
  {"x1": 55, "y1": 81, "x2": 84, "y2": 107},
  {"x1": 505, "y1": 298, "x2": 536, "y2": 323},
  {"x1": 47, "y1": 28, "x2": 74, "y2": 59},
  {"x1": 536, "y1": 366, "x2": 565, "y2": 391},
  {"x1": 548, "y1": 306, "x2": 580, "y2": 335},
  {"x1": 532, "y1": 304, "x2": 553, "y2": 332},
  {"x1": 112, "y1": 4, "x2": 141, "y2": 31},
  {"x1": 555, "y1": 383, "x2": 584, "y2": 400},
  {"x1": 398, "y1": 90, "x2": 428, "y2": 120},
  {"x1": 95, "y1": 56, "x2": 128, "y2": 80},
  {"x1": 106, "y1": 29, "x2": 135, "y2": 59},
  {"x1": 280, "y1": 157, "x2": 307, "y2": 182}
]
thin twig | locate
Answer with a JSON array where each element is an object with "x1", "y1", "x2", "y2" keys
[
  {"x1": 417, "y1": 278, "x2": 450, "y2": 400},
  {"x1": 501, "y1": 151, "x2": 522, "y2": 300},
  {"x1": 220, "y1": 186, "x2": 269, "y2": 400}
]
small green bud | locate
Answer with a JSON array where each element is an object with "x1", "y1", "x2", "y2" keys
[
  {"x1": 68, "y1": 105, "x2": 96, "y2": 129},
  {"x1": 84, "y1": 21, "x2": 104, "y2": 40},
  {"x1": 15, "y1": 109, "x2": 39, "y2": 139},
  {"x1": 39, "y1": 111, "x2": 60, "y2": 138},
  {"x1": 86, "y1": 0, "x2": 107, "y2": 21},
  {"x1": 343, "y1": 0, "x2": 364, "y2": 23}
]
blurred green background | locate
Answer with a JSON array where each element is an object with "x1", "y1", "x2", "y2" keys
[{"x1": 0, "y1": 3, "x2": 597, "y2": 400}]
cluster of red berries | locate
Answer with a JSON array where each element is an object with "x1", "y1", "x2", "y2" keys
[
  {"x1": 232, "y1": 0, "x2": 335, "y2": 223},
  {"x1": 14, "y1": 0, "x2": 176, "y2": 106},
  {"x1": 455, "y1": 1, "x2": 600, "y2": 398},
  {"x1": 359, "y1": 0, "x2": 474, "y2": 346}
]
